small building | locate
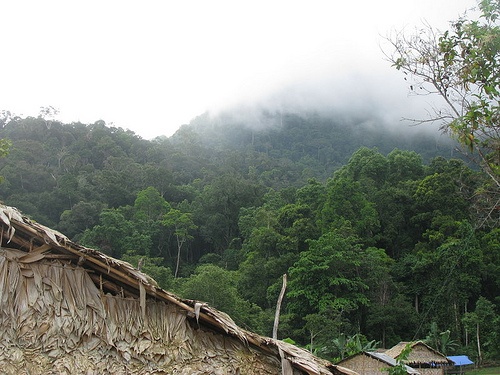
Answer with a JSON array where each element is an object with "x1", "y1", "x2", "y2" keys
[
  {"x1": 385, "y1": 341, "x2": 453, "y2": 375},
  {"x1": 446, "y1": 356, "x2": 474, "y2": 374},
  {"x1": 338, "y1": 351, "x2": 420, "y2": 375},
  {"x1": 0, "y1": 204, "x2": 357, "y2": 375}
]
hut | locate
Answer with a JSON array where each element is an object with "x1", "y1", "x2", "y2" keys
[
  {"x1": 0, "y1": 204, "x2": 357, "y2": 375},
  {"x1": 338, "y1": 351, "x2": 420, "y2": 375},
  {"x1": 384, "y1": 342, "x2": 453, "y2": 375}
]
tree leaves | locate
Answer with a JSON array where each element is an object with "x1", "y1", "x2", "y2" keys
[{"x1": 386, "y1": 0, "x2": 500, "y2": 191}]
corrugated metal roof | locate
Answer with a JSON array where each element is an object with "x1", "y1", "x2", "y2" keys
[{"x1": 367, "y1": 352, "x2": 420, "y2": 374}]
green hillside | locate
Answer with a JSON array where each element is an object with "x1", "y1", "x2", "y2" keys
[{"x1": 0, "y1": 110, "x2": 497, "y2": 363}]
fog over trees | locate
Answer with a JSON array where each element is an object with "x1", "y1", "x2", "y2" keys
[
  {"x1": 0, "y1": 106, "x2": 498, "y2": 362},
  {"x1": 0, "y1": 0, "x2": 498, "y2": 366}
]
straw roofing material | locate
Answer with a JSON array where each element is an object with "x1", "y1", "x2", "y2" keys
[
  {"x1": 384, "y1": 341, "x2": 453, "y2": 366},
  {"x1": 0, "y1": 204, "x2": 356, "y2": 375},
  {"x1": 338, "y1": 352, "x2": 420, "y2": 375}
]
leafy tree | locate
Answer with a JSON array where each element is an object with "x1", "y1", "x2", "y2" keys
[
  {"x1": 178, "y1": 264, "x2": 265, "y2": 332},
  {"x1": 58, "y1": 201, "x2": 105, "y2": 238},
  {"x1": 399, "y1": 218, "x2": 482, "y2": 340},
  {"x1": 238, "y1": 226, "x2": 293, "y2": 308},
  {"x1": 0, "y1": 138, "x2": 10, "y2": 159},
  {"x1": 237, "y1": 189, "x2": 304, "y2": 308},
  {"x1": 163, "y1": 207, "x2": 197, "y2": 278},
  {"x1": 359, "y1": 247, "x2": 409, "y2": 347},
  {"x1": 425, "y1": 322, "x2": 459, "y2": 355},
  {"x1": 386, "y1": 0, "x2": 500, "y2": 210},
  {"x1": 329, "y1": 333, "x2": 379, "y2": 362},
  {"x1": 193, "y1": 173, "x2": 264, "y2": 253},
  {"x1": 134, "y1": 186, "x2": 170, "y2": 223},
  {"x1": 462, "y1": 296, "x2": 500, "y2": 362},
  {"x1": 287, "y1": 227, "x2": 372, "y2": 343},
  {"x1": 79, "y1": 207, "x2": 151, "y2": 258},
  {"x1": 296, "y1": 178, "x2": 327, "y2": 213},
  {"x1": 386, "y1": 149, "x2": 424, "y2": 183},
  {"x1": 0, "y1": 138, "x2": 11, "y2": 183},
  {"x1": 335, "y1": 147, "x2": 389, "y2": 189},
  {"x1": 321, "y1": 177, "x2": 380, "y2": 242},
  {"x1": 365, "y1": 291, "x2": 418, "y2": 348},
  {"x1": 133, "y1": 187, "x2": 171, "y2": 255},
  {"x1": 411, "y1": 158, "x2": 474, "y2": 232},
  {"x1": 478, "y1": 228, "x2": 500, "y2": 300},
  {"x1": 122, "y1": 251, "x2": 174, "y2": 289}
]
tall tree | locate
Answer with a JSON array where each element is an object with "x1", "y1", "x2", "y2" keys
[
  {"x1": 0, "y1": 138, "x2": 11, "y2": 183},
  {"x1": 287, "y1": 227, "x2": 372, "y2": 344},
  {"x1": 462, "y1": 296, "x2": 500, "y2": 363},
  {"x1": 386, "y1": 0, "x2": 500, "y2": 216},
  {"x1": 163, "y1": 207, "x2": 197, "y2": 278}
]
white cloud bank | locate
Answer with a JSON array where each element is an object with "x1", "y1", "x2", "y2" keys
[{"x1": 0, "y1": 0, "x2": 475, "y2": 139}]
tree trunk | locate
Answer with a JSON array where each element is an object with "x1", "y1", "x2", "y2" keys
[
  {"x1": 273, "y1": 274, "x2": 287, "y2": 340},
  {"x1": 272, "y1": 274, "x2": 292, "y2": 375},
  {"x1": 464, "y1": 303, "x2": 469, "y2": 347},
  {"x1": 476, "y1": 322, "x2": 482, "y2": 365},
  {"x1": 310, "y1": 331, "x2": 314, "y2": 354},
  {"x1": 382, "y1": 326, "x2": 386, "y2": 349},
  {"x1": 174, "y1": 236, "x2": 184, "y2": 278}
]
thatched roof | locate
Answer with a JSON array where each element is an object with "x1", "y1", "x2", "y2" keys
[
  {"x1": 0, "y1": 204, "x2": 357, "y2": 375},
  {"x1": 384, "y1": 341, "x2": 453, "y2": 366},
  {"x1": 338, "y1": 351, "x2": 420, "y2": 375}
]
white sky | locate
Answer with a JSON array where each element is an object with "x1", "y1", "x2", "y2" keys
[{"x1": 0, "y1": 0, "x2": 476, "y2": 139}]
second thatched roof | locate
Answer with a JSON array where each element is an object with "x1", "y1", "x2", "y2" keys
[{"x1": 384, "y1": 341, "x2": 453, "y2": 366}]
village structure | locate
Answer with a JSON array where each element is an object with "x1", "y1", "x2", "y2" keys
[
  {"x1": 384, "y1": 341, "x2": 453, "y2": 375},
  {"x1": 338, "y1": 341, "x2": 454, "y2": 375},
  {"x1": 338, "y1": 351, "x2": 420, "y2": 375},
  {"x1": 0, "y1": 204, "x2": 458, "y2": 374}
]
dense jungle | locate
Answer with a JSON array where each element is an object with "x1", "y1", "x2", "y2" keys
[{"x1": 0, "y1": 109, "x2": 498, "y2": 364}]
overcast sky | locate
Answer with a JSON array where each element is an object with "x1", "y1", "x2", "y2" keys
[{"x1": 1, "y1": 0, "x2": 476, "y2": 139}]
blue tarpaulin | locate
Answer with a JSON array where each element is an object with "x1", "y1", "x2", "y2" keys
[{"x1": 448, "y1": 355, "x2": 474, "y2": 366}]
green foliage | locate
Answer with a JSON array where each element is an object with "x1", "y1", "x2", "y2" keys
[
  {"x1": 330, "y1": 333, "x2": 380, "y2": 362},
  {"x1": 321, "y1": 177, "x2": 380, "y2": 241},
  {"x1": 387, "y1": 0, "x2": 500, "y2": 208},
  {"x1": 462, "y1": 297, "x2": 500, "y2": 362},
  {"x1": 425, "y1": 322, "x2": 459, "y2": 355},
  {"x1": 121, "y1": 251, "x2": 174, "y2": 289},
  {"x1": 0, "y1": 138, "x2": 11, "y2": 159},
  {"x1": 79, "y1": 208, "x2": 143, "y2": 258},
  {"x1": 386, "y1": 343, "x2": 412, "y2": 375},
  {"x1": 0, "y1": 109, "x2": 498, "y2": 360},
  {"x1": 0, "y1": 138, "x2": 11, "y2": 183},
  {"x1": 59, "y1": 201, "x2": 106, "y2": 239},
  {"x1": 178, "y1": 264, "x2": 265, "y2": 333},
  {"x1": 287, "y1": 228, "x2": 372, "y2": 336},
  {"x1": 162, "y1": 206, "x2": 197, "y2": 278}
]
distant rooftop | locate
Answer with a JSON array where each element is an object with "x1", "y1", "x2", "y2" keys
[{"x1": 367, "y1": 352, "x2": 420, "y2": 375}]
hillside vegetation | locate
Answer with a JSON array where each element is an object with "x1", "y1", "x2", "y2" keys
[{"x1": 0, "y1": 110, "x2": 498, "y2": 363}]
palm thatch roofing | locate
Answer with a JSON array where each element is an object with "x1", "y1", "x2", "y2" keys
[
  {"x1": 0, "y1": 204, "x2": 358, "y2": 375},
  {"x1": 384, "y1": 341, "x2": 453, "y2": 366},
  {"x1": 338, "y1": 351, "x2": 420, "y2": 375}
]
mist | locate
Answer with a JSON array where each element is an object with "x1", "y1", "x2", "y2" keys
[{"x1": 0, "y1": 0, "x2": 475, "y2": 139}]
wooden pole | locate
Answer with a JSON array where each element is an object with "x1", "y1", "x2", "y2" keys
[
  {"x1": 273, "y1": 274, "x2": 292, "y2": 375},
  {"x1": 273, "y1": 274, "x2": 287, "y2": 340}
]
